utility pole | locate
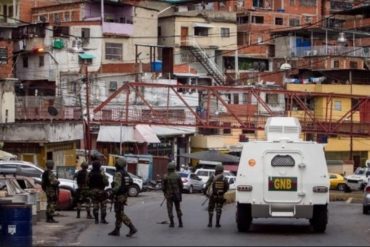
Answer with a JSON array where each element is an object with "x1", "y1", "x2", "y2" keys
[
  {"x1": 85, "y1": 63, "x2": 91, "y2": 162},
  {"x1": 349, "y1": 70, "x2": 353, "y2": 162}
]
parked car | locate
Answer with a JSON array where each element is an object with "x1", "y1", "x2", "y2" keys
[
  {"x1": 177, "y1": 172, "x2": 204, "y2": 193},
  {"x1": 0, "y1": 160, "x2": 78, "y2": 198},
  {"x1": 0, "y1": 175, "x2": 73, "y2": 210},
  {"x1": 363, "y1": 178, "x2": 370, "y2": 215},
  {"x1": 329, "y1": 173, "x2": 347, "y2": 191},
  {"x1": 87, "y1": 165, "x2": 143, "y2": 197},
  {"x1": 194, "y1": 168, "x2": 215, "y2": 184},
  {"x1": 345, "y1": 166, "x2": 370, "y2": 191}
]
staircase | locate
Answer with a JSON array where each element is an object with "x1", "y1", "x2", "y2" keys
[{"x1": 186, "y1": 39, "x2": 225, "y2": 85}]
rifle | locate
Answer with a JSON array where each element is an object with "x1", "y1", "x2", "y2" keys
[
  {"x1": 160, "y1": 197, "x2": 166, "y2": 207},
  {"x1": 110, "y1": 196, "x2": 115, "y2": 212}
]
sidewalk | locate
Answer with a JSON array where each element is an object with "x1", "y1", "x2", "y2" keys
[{"x1": 33, "y1": 210, "x2": 92, "y2": 246}]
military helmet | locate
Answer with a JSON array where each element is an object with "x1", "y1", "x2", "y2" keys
[
  {"x1": 80, "y1": 162, "x2": 88, "y2": 169},
  {"x1": 90, "y1": 150, "x2": 102, "y2": 161},
  {"x1": 46, "y1": 160, "x2": 54, "y2": 169},
  {"x1": 215, "y1": 165, "x2": 224, "y2": 174},
  {"x1": 167, "y1": 162, "x2": 176, "y2": 171},
  {"x1": 115, "y1": 157, "x2": 127, "y2": 169}
]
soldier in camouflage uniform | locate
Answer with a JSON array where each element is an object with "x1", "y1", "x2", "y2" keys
[
  {"x1": 108, "y1": 158, "x2": 137, "y2": 237},
  {"x1": 75, "y1": 162, "x2": 93, "y2": 219},
  {"x1": 162, "y1": 162, "x2": 183, "y2": 228},
  {"x1": 42, "y1": 160, "x2": 60, "y2": 223},
  {"x1": 205, "y1": 165, "x2": 229, "y2": 228},
  {"x1": 87, "y1": 154, "x2": 109, "y2": 224}
]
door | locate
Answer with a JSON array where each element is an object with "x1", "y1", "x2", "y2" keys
[
  {"x1": 263, "y1": 151, "x2": 304, "y2": 203},
  {"x1": 181, "y1": 27, "x2": 189, "y2": 46}
]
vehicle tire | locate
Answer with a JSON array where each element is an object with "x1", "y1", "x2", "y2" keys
[
  {"x1": 236, "y1": 203, "x2": 252, "y2": 232},
  {"x1": 363, "y1": 206, "x2": 369, "y2": 215},
  {"x1": 128, "y1": 185, "x2": 140, "y2": 197},
  {"x1": 310, "y1": 205, "x2": 328, "y2": 233},
  {"x1": 337, "y1": 184, "x2": 346, "y2": 191},
  {"x1": 189, "y1": 186, "x2": 193, "y2": 194}
]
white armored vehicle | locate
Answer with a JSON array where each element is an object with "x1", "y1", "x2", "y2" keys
[{"x1": 235, "y1": 117, "x2": 329, "y2": 233}]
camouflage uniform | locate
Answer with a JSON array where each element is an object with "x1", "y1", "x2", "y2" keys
[
  {"x1": 42, "y1": 160, "x2": 60, "y2": 223},
  {"x1": 162, "y1": 162, "x2": 183, "y2": 228},
  {"x1": 75, "y1": 162, "x2": 92, "y2": 219},
  {"x1": 108, "y1": 158, "x2": 137, "y2": 237},
  {"x1": 88, "y1": 159, "x2": 109, "y2": 224},
  {"x1": 205, "y1": 165, "x2": 229, "y2": 228}
]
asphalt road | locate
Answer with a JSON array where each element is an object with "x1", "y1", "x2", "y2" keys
[{"x1": 73, "y1": 191, "x2": 370, "y2": 246}]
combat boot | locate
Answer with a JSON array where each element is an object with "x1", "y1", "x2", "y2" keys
[
  {"x1": 207, "y1": 213, "x2": 213, "y2": 228},
  {"x1": 86, "y1": 210, "x2": 93, "y2": 219},
  {"x1": 76, "y1": 209, "x2": 81, "y2": 218},
  {"x1": 94, "y1": 212, "x2": 99, "y2": 224},
  {"x1": 169, "y1": 217, "x2": 174, "y2": 228},
  {"x1": 178, "y1": 216, "x2": 183, "y2": 228},
  {"x1": 108, "y1": 227, "x2": 120, "y2": 236},
  {"x1": 215, "y1": 214, "x2": 221, "y2": 228},
  {"x1": 126, "y1": 223, "x2": 137, "y2": 237},
  {"x1": 101, "y1": 213, "x2": 109, "y2": 224}
]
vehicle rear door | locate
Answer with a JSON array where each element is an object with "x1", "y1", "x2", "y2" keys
[{"x1": 263, "y1": 151, "x2": 304, "y2": 203}]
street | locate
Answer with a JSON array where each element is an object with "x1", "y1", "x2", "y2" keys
[{"x1": 33, "y1": 191, "x2": 370, "y2": 246}]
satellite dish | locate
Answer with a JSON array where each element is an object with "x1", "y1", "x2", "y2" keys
[
  {"x1": 280, "y1": 62, "x2": 292, "y2": 71},
  {"x1": 48, "y1": 106, "x2": 59, "y2": 116}
]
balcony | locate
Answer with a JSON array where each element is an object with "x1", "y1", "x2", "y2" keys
[
  {"x1": 290, "y1": 46, "x2": 369, "y2": 58},
  {"x1": 102, "y1": 18, "x2": 133, "y2": 36}
]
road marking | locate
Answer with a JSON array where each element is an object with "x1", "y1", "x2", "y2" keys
[{"x1": 346, "y1": 197, "x2": 353, "y2": 203}]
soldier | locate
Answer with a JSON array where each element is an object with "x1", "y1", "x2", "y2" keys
[
  {"x1": 108, "y1": 158, "x2": 137, "y2": 237},
  {"x1": 87, "y1": 153, "x2": 109, "y2": 224},
  {"x1": 41, "y1": 160, "x2": 60, "y2": 223},
  {"x1": 75, "y1": 161, "x2": 93, "y2": 219},
  {"x1": 162, "y1": 162, "x2": 183, "y2": 228},
  {"x1": 204, "y1": 165, "x2": 229, "y2": 228}
]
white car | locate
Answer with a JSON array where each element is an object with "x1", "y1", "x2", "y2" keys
[
  {"x1": 87, "y1": 165, "x2": 143, "y2": 197},
  {"x1": 345, "y1": 166, "x2": 370, "y2": 191},
  {"x1": 363, "y1": 178, "x2": 370, "y2": 215},
  {"x1": 0, "y1": 160, "x2": 77, "y2": 193}
]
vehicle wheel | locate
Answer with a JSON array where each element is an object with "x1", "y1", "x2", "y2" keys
[
  {"x1": 188, "y1": 186, "x2": 193, "y2": 194},
  {"x1": 310, "y1": 205, "x2": 328, "y2": 233},
  {"x1": 363, "y1": 206, "x2": 369, "y2": 215},
  {"x1": 337, "y1": 184, "x2": 346, "y2": 191},
  {"x1": 128, "y1": 185, "x2": 139, "y2": 197},
  {"x1": 236, "y1": 203, "x2": 252, "y2": 232}
]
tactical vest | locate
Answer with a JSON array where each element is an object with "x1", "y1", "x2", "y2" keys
[
  {"x1": 212, "y1": 175, "x2": 226, "y2": 196},
  {"x1": 41, "y1": 170, "x2": 50, "y2": 190},
  {"x1": 117, "y1": 169, "x2": 132, "y2": 195},
  {"x1": 76, "y1": 170, "x2": 88, "y2": 187},
  {"x1": 88, "y1": 169, "x2": 106, "y2": 190}
]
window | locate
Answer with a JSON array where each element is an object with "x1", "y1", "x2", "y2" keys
[
  {"x1": 221, "y1": 28, "x2": 230, "y2": 37},
  {"x1": 253, "y1": 0, "x2": 264, "y2": 8},
  {"x1": 289, "y1": 18, "x2": 300, "y2": 26},
  {"x1": 23, "y1": 56, "x2": 28, "y2": 68},
  {"x1": 304, "y1": 16, "x2": 313, "y2": 24},
  {"x1": 39, "y1": 56, "x2": 44, "y2": 67},
  {"x1": 64, "y1": 12, "x2": 70, "y2": 21},
  {"x1": 0, "y1": 47, "x2": 7, "y2": 64},
  {"x1": 266, "y1": 94, "x2": 279, "y2": 106},
  {"x1": 53, "y1": 26, "x2": 69, "y2": 37},
  {"x1": 109, "y1": 81, "x2": 117, "y2": 91},
  {"x1": 237, "y1": 15, "x2": 249, "y2": 24},
  {"x1": 349, "y1": 61, "x2": 358, "y2": 69},
  {"x1": 300, "y1": 0, "x2": 316, "y2": 7},
  {"x1": 333, "y1": 60, "x2": 340, "y2": 68},
  {"x1": 334, "y1": 101, "x2": 342, "y2": 111},
  {"x1": 252, "y1": 16, "x2": 264, "y2": 24},
  {"x1": 271, "y1": 155, "x2": 295, "y2": 167},
  {"x1": 105, "y1": 43, "x2": 123, "y2": 60},
  {"x1": 275, "y1": 17, "x2": 283, "y2": 25},
  {"x1": 194, "y1": 27, "x2": 208, "y2": 36},
  {"x1": 158, "y1": 26, "x2": 161, "y2": 36},
  {"x1": 290, "y1": 0, "x2": 296, "y2": 5}
]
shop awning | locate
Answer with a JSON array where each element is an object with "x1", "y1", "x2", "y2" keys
[
  {"x1": 0, "y1": 150, "x2": 17, "y2": 160},
  {"x1": 151, "y1": 126, "x2": 196, "y2": 137},
  {"x1": 97, "y1": 125, "x2": 160, "y2": 143},
  {"x1": 79, "y1": 53, "x2": 96, "y2": 60}
]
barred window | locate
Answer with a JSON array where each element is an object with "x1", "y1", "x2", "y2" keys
[
  {"x1": 105, "y1": 43, "x2": 123, "y2": 61},
  {"x1": 221, "y1": 28, "x2": 230, "y2": 37},
  {"x1": 0, "y1": 48, "x2": 7, "y2": 64},
  {"x1": 300, "y1": 0, "x2": 316, "y2": 7},
  {"x1": 271, "y1": 155, "x2": 295, "y2": 167}
]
